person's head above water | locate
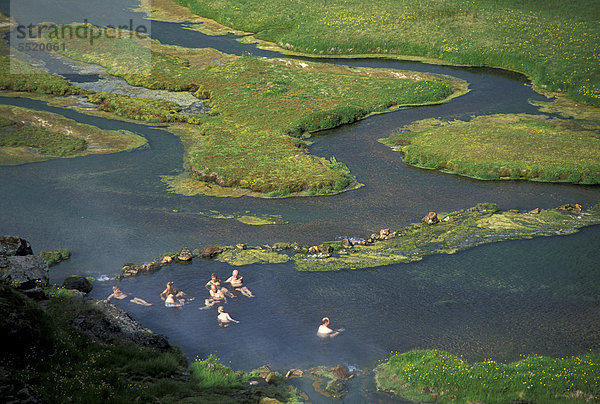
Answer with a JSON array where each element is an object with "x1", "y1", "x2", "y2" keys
[
  {"x1": 211, "y1": 273, "x2": 218, "y2": 280},
  {"x1": 322, "y1": 317, "x2": 330, "y2": 325},
  {"x1": 232, "y1": 269, "x2": 239, "y2": 277},
  {"x1": 218, "y1": 306, "x2": 225, "y2": 313}
]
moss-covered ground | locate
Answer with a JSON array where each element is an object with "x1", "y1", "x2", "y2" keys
[
  {"x1": 42, "y1": 25, "x2": 464, "y2": 195},
  {"x1": 0, "y1": 104, "x2": 146, "y2": 164},
  {"x1": 375, "y1": 349, "x2": 600, "y2": 403},
  {"x1": 379, "y1": 113, "x2": 600, "y2": 184},
  {"x1": 0, "y1": 105, "x2": 146, "y2": 165},
  {"x1": 293, "y1": 203, "x2": 600, "y2": 271},
  {"x1": 215, "y1": 248, "x2": 290, "y2": 266},
  {"x1": 174, "y1": 0, "x2": 600, "y2": 107},
  {"x1": 0, "y1": 284, "x2": 304, "y2": 403}
]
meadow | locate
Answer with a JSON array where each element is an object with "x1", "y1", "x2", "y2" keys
[
  {"x1": 175, "y1": 0, "x2": 600, "y2": 107},
  {"x1": 376, "y1": 349, "x2": 600, "y2": 403},
  {"x1": 45, "y1": 27, "x2": 462, "y2": 195},
  {"x1": 379, "y1": 114, "x2": 600, "y2": 184}
]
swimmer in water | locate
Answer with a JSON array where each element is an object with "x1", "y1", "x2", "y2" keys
[
  {"x1": 201, "y1": 284, "x2": 227, "y2": 309},
  {"x1": 165, "y1": 292, "x2": 183, "y2": 308},
  {"x1": 225, "y1": 269, "x2": 254, "y2": 298},
  {"x1": 205, "y1": 273, "x2": 234, "y2": 297},
  {"x1": 317, "y1": 317, "x2": 344, "y2": 338},
  {"x1": 107, "y1": 286, "x2": 152, "y2": 306},
  {"x1": 107, "y1": 285, "x2": 126, "y2": 302},
  {"x1": 160, "y1": 281, "x2": 186, "y2": 300},
  {"x1": 217, "y1": 306, "x2": 239, "y2": 326}
]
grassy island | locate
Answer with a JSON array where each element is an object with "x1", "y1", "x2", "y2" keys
[
  {"x1": 0, "y1": 105, "x2": 146, "y2": 165},
  {"x1": 293, "y1": 203, "x2": 600, "y2": 271},
  {"x1": 173, "y1": 0, "x2": 600, "y2": 107},
  {"x1": 122, "y1": 203, "x2": 600, "y2": 276},
  {"x1": 376, "y1": 349, "x2": 600, "y2": 403},
  {"x1": 42, "y1": 25, "x2": 465, "y2": 196},
  {"x1": 379, "y1": 114, "x2": 600, "y2": 184}
]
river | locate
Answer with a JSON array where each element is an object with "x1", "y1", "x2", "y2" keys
[{"x1": 1, "y1": 0, "x2": 599, "y2": 402}]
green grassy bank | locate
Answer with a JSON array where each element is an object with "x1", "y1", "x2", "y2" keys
[
  {"x1": 379, "y1": 114, "x2": 600, "y2": 184},
  {"x1": 293, "y1": 202, "x2": 600, "y2": 271},
  {"x1": 123, "y1": 203, "x2": 600, "y2": 275},
  {"x1": 174, "y1": 0, "x2": 600, "y2": 107},
  {"x1": 376, "y1": 350, "x2": 600, "y2": 403},
  {"x1": 44, "y1": 26, "x2": 463, "y2": 195},
  {"x1": 0, "y1": 104, "x2": 147, "y2": 165},
  {"x1": 0, "y1": 284, "x2": 302, "y2": 403}
]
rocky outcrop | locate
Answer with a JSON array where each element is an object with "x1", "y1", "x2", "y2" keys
[
  {"x1": 199, "y1": 246, "x2": 222, "y2": 259},
  {"x1": 0, "y1": 236, "x2": 33, "y2": 256},
  {"x1": 0, "y1": 236, "x2": 49, "y2": 295},
  {"x1": 69, "y1": 299, "x2": 170, "y2": 351},
  {"x1": 62, "y1": 275, "x2": 93, "y2": 294},
  {"x1": 177, "y1": 247, "x2": 193, "y2": 262},
  {"x1": 558, "y1": 203, "x2": 582, "y2": 212},
  {"x1": 422, "y1": 211, "x2": 439, "y2": 225}
]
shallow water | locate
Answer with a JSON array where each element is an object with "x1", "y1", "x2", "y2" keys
[{"x1": 1, "y1": 0, "x2": 600, "y2": 401}]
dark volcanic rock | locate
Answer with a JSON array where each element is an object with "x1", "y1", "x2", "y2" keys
[
  {"x1": 333, "y1": 364, "x2": 350, "y2": 379},
  {"x1": 69, "y1": 300, "x2": 170, "y2": 350},
  {"x1": 63, "y1": 275, "x2": 93, "y2": 294},
  {"x1": 0, "y1": 236, "x2": 49, "y2": 290},
  {"x1": 177, "y1": 247, "x2": 193, "y2": 262},
  {"x1": 0, "y1": 236, "x2": 33, "y2": 256},
  {"x1": 1, "y1": 255, "x2": 49, "y2": 290}
]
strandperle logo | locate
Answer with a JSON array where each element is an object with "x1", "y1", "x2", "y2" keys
[{"x1": 14, "y1": 19, "x2": 149, "y2": 45}]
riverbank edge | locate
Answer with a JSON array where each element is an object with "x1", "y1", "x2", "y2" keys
[
  {"x1": 374, "y1": 350, "x2": 600, "y2": 403},
  {"x1": 0, "y1": 236, "x2": 308, "y2": 402},
  {"x1": 0, "y1": 103, "x2": 148, "y2": 165},
  {"x1": 147, "y1": 0, "x2": 577, "y2": 106},
  {"x1": 378, "y1": 113, "x2": 600, "y2": 185}
]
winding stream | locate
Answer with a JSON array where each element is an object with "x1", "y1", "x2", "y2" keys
[{"x1": 1, "y1": 0, "x2": 600, "y2": 401}]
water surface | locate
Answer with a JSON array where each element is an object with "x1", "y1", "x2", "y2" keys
[{"x1": 1, "y1": 0, "x2": 599, "y2": 401}]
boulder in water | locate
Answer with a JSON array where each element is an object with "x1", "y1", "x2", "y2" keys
[{"x1": 63, "y1": 275, "x2": 93, "y2": 294}]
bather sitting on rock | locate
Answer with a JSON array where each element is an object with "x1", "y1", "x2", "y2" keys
[
  {"x1": 225, "y1": 269, "x2": 254, "y2": 298},
  {"x1": 317, "y1": 317, "x2": 344, "y2": 338},
  {"x1": 164, "y1": 292, "x2": 183, "y2": 308},
  {"x1": 107, "y1": 285, "x2": 151, "y2": 306},
  {"x1": 205, "y1": 273, "x2": 234, "y2": 297},
  {"x1": 217, "y1": 306, "x2": 239, "y2": 326}
]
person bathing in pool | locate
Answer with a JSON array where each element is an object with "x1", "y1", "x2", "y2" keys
[
  {"x1": 317, "y1": 317, "x2": 344, "y2": 338},
  {"x1": 205, "y1": 273, "x2": 234, "y2": 297},
  {"x1": 107, "y1": 285, "x2": 151, "y2": 306},
  {"x1": 225, "y1": 269, "x2": 254, "y2": 297},
  {"x1": 217, "y1": 306, "x2": 239, "y2": 326},
  {"x1": 164, "y1": 292, "x2": 183, "y2": 308},
  {"x1": 160, "y1": 281, "x2": 193, "y2": 302},
  {"x1": 201, "y1": 284, "x2": 227, "y2": 309}
]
